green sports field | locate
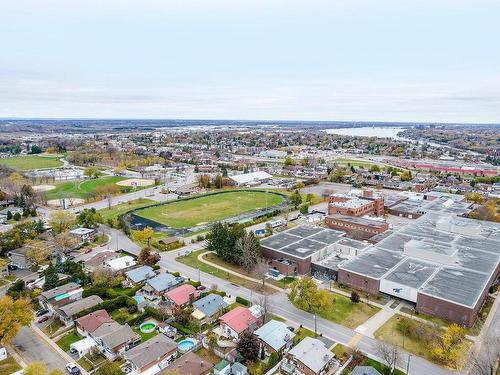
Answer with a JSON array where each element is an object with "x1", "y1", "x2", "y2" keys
[
  {"x1": 46, "y1": 176, "x2": 129, "y2": 199},
  {"x1": 0, "y1": 155, "x2": 63, "y2": 170},
  {"x1": 135, "y1": 191, "x2": 284, "y2": 228}
]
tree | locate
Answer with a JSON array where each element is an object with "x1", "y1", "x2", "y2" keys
[
  {"x1": 132, "y1": 226, "x2": 154, "y2": 249},
  {"x1": 370, "y1": 164, "x2": 381, "y2": 173},
  {"x1": 43, "y1": 264, "x2": 59, "y2": 291},
  {"x1": 205, "y1": 222, "x2": 246, "y2": 265},
  {"x1": 469, "y1": 332, "x2": 500, "y2": 375},
  {"x1": 7, "y1": 279, "x2": 26, "y2": 299},
  {"x1": 49, "y1": 210, "x2": 75, "y2": 234},
  {"x1": 350, "y1": 291, "x2": 360, "y2": 303},
  {"x1": 305, "y1": 193, "x2": 315, "y2": 203},
  {"x1": 376, "y1": 341, "x2": 400, "y2": 374},
  {"x1": 76, "y1": 208, "x2": 103, "y2": 228},
  {"x1": 137, "y1": 246, "x2": 161, "y2": 266},
  {"x1": 288, "y1": 277, "x2": 332, "y2": 312},
  {"x1": 290, "y1": 190, "x2": 302, "y2": 209},
  {"x1": 0, "y1": 295, "x2": 33, "y2": 345},
  {"x1": 83, "y1": 166, "x2": 99, "y2": 179},
  {"x1": 207, "y1": 332, "x2": 218, "y2": 354},
  {"x1": 6, "y1": 211, "x2": 12, "y2": 220},
  {"x1": 13, "y1": 212, "x2": 21, "y2": 221},
  {"x1": 214, "y1": 174, "x2": 223, "y2": 189},
  {"x1": 283, "y1": 157, "x2": 296, "y2": 167},
  {"x1": 237, "y1": 331, "x2": 260, "y2": 361},
  {"x1": 431, "y1": 323, "x2": 465, "y2": 366},
  {"x1": 53, "y1": 230, "x2": 79, "y2": 254},
  {"x1": 25, "y1": 240, "x2": 51, "y2": 268},
  {"x1": 329, "y1": 168, "x2": 346, "y2": 183},
  {"x1": 92, "y1": 268, "x2": 123, "y2": 288},
  {"x1": 95, "y1": 361, "x2": 123, "y2": 375},
  {"x1": 237, "y1": 232, "x2": 260, "y2": 273},
  {"x1": 400, "y1": 170, "x2": 412, "y2": 182},
  {"x1": 299, "y1": 204, "x2": 309, "y2": 215}
]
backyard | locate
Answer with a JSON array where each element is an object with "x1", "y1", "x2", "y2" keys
[
  {"x1": 134, "y1": 190, "x2": 284, "y2": 228},
  {"x1": 56, "y1": 330, "x2": 83, "y2": 352},
  {"x1": 0, "y1": 155, "x2": 63, "y2": 170}
]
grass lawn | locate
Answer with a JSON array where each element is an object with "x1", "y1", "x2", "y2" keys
[
  {"x1": 56, "y1": 330, "x2": 83, "y2": 352},
  {"x1": 0, "y1": 356, "x2": 22, "y2": 375},
  {"x1": 294, "y1": 292, "x2": 380, "y2": 329},
  {"x1": 176, "y1": 249, "x2": 275, "y2": 294},
  {"x1": 135, "y1": 190, "x2": 284, "y2": 228},
  {"x1": 109, "y1": 307, "x2": 140, "y2": 324},
  {"x1": 0, "y1": 279, "x2": 9, "y2": 287},
  {"x1": 270, "y1": 315, "x2": 287, "y2": 323},
  {"x1": 77, "y1": 354, "x2": 107, "y2": 372},
  {"x1": 0, "y1": 155, "x2": 63, "y2": 170},
  {"x1": 42, "y1": 319, "x2": 65, "y2": 337},
  {"x1": 374, "y1": 315, "x2": 472, "y2": 369},
  {"x1": 99, "y1": 198, "x2": 155, "y2": 222},
  {"x1": 292, "y1": 327, "x2": 316, "y2": 345},
  {"x1": 194, "y1": 348, "x2": 220, "y2": 365},
  {"x1": 401, "y1": 297, "x2": 494, "y2": 336},
  {"x1": 46, "y1": 176, "x2": 129, "y2": 199},
  {"x1": 332, "y1": 158, "x2": 380, "y2": 168},
  {"x1": 132, "y1": 327, "x2": 158, "y2": 342},
  {"x1": 247, "y1": 360, "x2": 267, "y2": 375}
]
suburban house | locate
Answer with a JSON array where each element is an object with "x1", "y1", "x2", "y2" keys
[
  {"x1": 84, "y1": 251, "x2": 119, "y2": 273},
  {"x1": 125, "y1": 265, "x2": 157, "y2": 286},
  {"x1": 160, "y1": 352, "x2": 213, "y2": 375},
  {"x1": 56, "y1": 295, "x2": 103, "y2": 325},
  {"x1": 105, "y1": 255, "x2": 137, "y2": 273},
  {"x1": 7, "y1": 241, "x2": 56, "y2": 270},
  {"x1": 142, "y1": 273, "x2": 183, "y2": 298},
  {"x1": 39, "y1": 282, "x2": 84, "y2": 311},
  {"x1": 164, "y1": 284, "x2": 200, "y2": 310},
  {"x1": 69, "y1": 227, "x2": 97, "y2": 243},
  {"x1": 282, "y1": 337, "x2": 335, "y2": 375},
  {"x1": 123, "y1": 334, "x2": 178, "y2": 374},
  {"x1": 191, "y1": 294, "x2": 228, "y2": 324},
  {"x1": 75, "y1": 310, "x2": 114, "y2": 336},
  {"x1": 218, "y1": 306, "x2": 258, "y2": 340},
  {"x1": 254, "y1": 320, "x2": 295, "y2": 355},
  {"x1": 92, "y1": 321, "x2": 140, "y2": 359}
]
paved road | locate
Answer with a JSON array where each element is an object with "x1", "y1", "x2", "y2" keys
[
  {"x1": 11, "y1": 327, "x2": 67, "y2": 371},
  {"x1": 160, "y1": 249, "x2": 455, "y2": 375}
]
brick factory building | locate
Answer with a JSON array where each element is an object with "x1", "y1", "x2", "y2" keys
[
  {"x1": 328, "y1": 189, "x2": 384, "y2": 217},
  {"x1": 325, "y1": 214, "x2": 389, "y2": 238}
]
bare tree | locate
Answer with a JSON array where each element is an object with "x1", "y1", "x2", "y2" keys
[
  {"x1": 470, "y1": 333, "x2": 500, "y2": 375},
  {"x1": 254, "y1": 294, "x2": 272, "y2": 323},
  {"x1": 281, "y1": 205, "x2": 290, "y2": 222},
  {"x1": 376, "y1": 341, "x2": 401, "y2": 374},
  {"x1": 237, "y1": 233, "x2": 259, "y2": 274}
]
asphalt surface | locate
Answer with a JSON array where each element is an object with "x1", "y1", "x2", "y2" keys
[{"x1": 11, "y1": 327, "x2": 67, "y2": 371}]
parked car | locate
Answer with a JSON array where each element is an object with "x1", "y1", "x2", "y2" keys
[
  {"x1": 66, "y1": 363, "x2": 80, "y2": 375},
  {"x1": 36, "y1": 309, "x2": 49, "y2": 317},
  {"x1": 84, "y1": 248, "x2": 93, "y2": 254},
  {"x1": 37, "y1": 316, "x2": 50, "y2": 324},
  {"x1": 7, "y1": 264, "x2": 18, "y2": 271},
  {"x1": 37, "y1": 265, "x2": 49, "y2": 273}
]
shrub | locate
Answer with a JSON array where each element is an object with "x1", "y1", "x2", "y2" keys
[
  {"x1": 350, "y1": 291, "x2": 360, "y2": 303},
  {"x1": 187, "y1": 280, "x2": 201, "y2": 288},
  {"x1": 236, "y1": 296, "x2": 250, "y2": 306},
  {"x1": 171, "y1": 271, "x2": 180, "y2": 277}
]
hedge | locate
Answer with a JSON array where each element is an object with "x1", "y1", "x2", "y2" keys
[
  {"x1": 235, "y1": 296, "x2": 250, "y2": 306},
  {"x1": 170, "y1": 322, "x2": 195, "y2": 335},
  {"x1": 126, "y1": 306, "x2": 165, "y2": 326},
  {"x1": 186, "y1": 280, "x2": 201, "y2": 288},
  {"x1": 82, "y1": 285, "x2": 143, "y2": 299},
  {"x1": 75, "y1": 295, "x2": 137, "y2": 319}
]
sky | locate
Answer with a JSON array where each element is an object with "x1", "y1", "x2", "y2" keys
[{"x1": 1, "y1": 0, "x2": 500, "y2": 123}]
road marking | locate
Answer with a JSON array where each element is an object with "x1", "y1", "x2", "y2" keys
[{"x1": 348, "y1": 333, "x2": 363, "y2": 348}]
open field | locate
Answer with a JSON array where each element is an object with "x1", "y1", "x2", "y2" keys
[
  {"x1": 99, "y1": 198, "x2": 155, "y2": 222},
  {"x1": 332, "y1": 158, "x2": 380, "y2": 168},
  {"x1": 135, "y1": 191, "x2": 284, "y2": 228},
  {"x1": 0, "y1": 155, "x2": 63, "y2": 170},
  {"x1": 46, "y1": 176, "x2": 128, "y2": 199},
  {"x1": 116, "y1": 178, "x2": 155, "y2": 187}
]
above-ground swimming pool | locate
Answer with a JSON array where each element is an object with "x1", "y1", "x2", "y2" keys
[
  {"x1": 177, "y1": 338, "x2": 197, "y2": 353},
  {"x1": 139, "y1": 321, "x2": 157, "y2": 333}
]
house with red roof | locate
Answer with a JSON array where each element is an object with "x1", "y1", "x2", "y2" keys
[
  {"x1": 75, "y1": 309, "x2": 115, "y2": 336},
  {"x1": 165, "y1": 284, "x2": 200, "y2": 310},
  {"x1": 219, "y1": 306, "x2": 258, "y2": 340}
]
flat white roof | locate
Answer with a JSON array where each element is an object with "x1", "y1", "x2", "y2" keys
[{"x1": 229, "y1": 171, "x2": 272, "y2": 184}]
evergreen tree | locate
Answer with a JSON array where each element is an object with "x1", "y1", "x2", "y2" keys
[{"x1": 43, "y1": 264, "x2": 59, "y2": 291}]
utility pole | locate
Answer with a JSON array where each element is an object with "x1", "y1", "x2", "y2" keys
[{"x1": 406, "y1": 354, "x2": 411, "y2": 375}]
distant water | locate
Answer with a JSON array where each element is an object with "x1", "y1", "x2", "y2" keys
[{"x1": 324, "y1": 127, "x2": 405, "y2": 139}]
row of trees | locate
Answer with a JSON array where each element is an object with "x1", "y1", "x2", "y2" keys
[{"x1": 205, "y1": 222, "x2": 261, "y2": 273}]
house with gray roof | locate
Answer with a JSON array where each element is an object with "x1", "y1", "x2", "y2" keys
[
  {"x1": 125, "y1": 265, "x2": 156, "y2": 286},
  {"x1": 39, "y1": 282, "x2": 83, "y2": 311},
  {"x1": 283, "y1": 337, "x2": 335, "y2": 375},
  {"x1": 92, "y1": 321, "x2": 140, "y2": 359},
  {"x1": 142, "y1": 273, "x2": 183, "y2": 298},
  {"x1": 254, "y1": 319, "x2": 295, "y2": 355},
  {"x1": 191, "y1": 294, "x2": 227, "y2": 324},
  {"x1": 56, "y1": 295, "x2": 103, "y2": 325},
  {"x1": 124, "y1": 334, "x2": 177, "y2": 374}
]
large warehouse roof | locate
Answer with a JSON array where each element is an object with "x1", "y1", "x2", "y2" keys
[
  {"x1": 260, "y1": 225, "x2": 344, "y2": 259},
  {"x1": 229, "y1": 171, "x2": 272, "y2": 185}
]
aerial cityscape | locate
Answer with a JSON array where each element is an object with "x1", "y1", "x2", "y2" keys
[{"x1": 0, "y1": 1, "x2": 499, "y2": 375}]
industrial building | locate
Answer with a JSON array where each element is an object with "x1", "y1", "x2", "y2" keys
[{"x1": 337, "y1": 213, "x2": 500, "y2": 326}]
